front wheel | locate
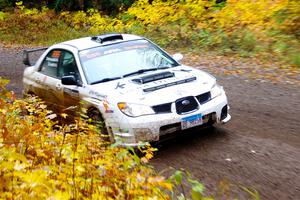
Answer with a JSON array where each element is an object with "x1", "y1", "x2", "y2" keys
[{"x1": 87, "y1": 108, "x2": 111, "y2": 142}]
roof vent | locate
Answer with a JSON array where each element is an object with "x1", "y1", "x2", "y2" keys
[{"x1": 91, "y1": 34, "x2": 123, "y2": 43}]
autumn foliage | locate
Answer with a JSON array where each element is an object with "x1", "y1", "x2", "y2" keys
[
  {"x1": 0, "y1": 78, "x2": 174, "y2": 199},
  {"x1": 0, "y1": 0, "x2": 299, "y2": 66}
]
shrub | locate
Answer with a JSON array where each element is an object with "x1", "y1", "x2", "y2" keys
[
  {"x1": 0, "y1": 11, "x2": 5, "y2": 20},
  {"x1": 0, "y1": 78, "x2": 174, "y2": 199},
  {"x1": 0, "y1": 0, "x2": 299, "y2": 66},
  {"x1": 0, "y1": 0, "x2": 12, "y2": 10},
  {"x1": 0, "y1": 2, "x2": 88, "y2": 45}
]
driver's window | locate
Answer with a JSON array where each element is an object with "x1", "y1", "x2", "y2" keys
[{"x1": 59, "y1": 51, "x2": 81, "y2": 81}]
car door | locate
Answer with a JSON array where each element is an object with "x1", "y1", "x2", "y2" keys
[
  {"x1": 37, "y1": 49, "x2": 64, "y2": 112},
  {"x1": 59, "y1": 50, "x2": 81, "y2": 114},
  {"x1": 38, "y1": 49, "x2": 81, "y2": 114}
]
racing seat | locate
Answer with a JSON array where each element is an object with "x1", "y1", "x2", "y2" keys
[{"x1": 63, "y1": 60, "x2": 79, "y2": 80}]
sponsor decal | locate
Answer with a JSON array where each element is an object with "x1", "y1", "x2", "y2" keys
[
  {"x1": 79, "y1": 40, "x2": 151, "y2": 62},
  {"x1": 86, "y1": 52, "x2": 102, "y2": 59},
  {"x1": 88, "y1": 90, "x2": 106, "y2": 99},
  {"x1": 47, "y1": 62, "x2": 58, "y2": 68},
  {"x1": 103, "y1": 100, "x2": 114, "y2": 113},
  {"x1": 115, "y1": 82, "x2": 125, "y2": 89},
  {"x1": 124, "y1": 44, "x2": 149, "y2": 50},
  {"x1": 103, "y1": 48, "x2": 122, "y2": 55},
  {"x1": 46, "y1": 57, "x2": 59, "y2": 62}
]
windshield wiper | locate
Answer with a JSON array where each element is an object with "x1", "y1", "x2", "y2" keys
[
  {"x1": 90, "y1": 77, "x2": 121, "y2": 85},
  {"x1": 122, "y1": 67, "x2": 170, "y2": 78}
]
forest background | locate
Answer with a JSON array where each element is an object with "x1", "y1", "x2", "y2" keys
[{"x1": 0, "y1": 0, "x2": 299, "y2": 67}]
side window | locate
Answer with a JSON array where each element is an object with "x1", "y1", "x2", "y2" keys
[
  {"x1": 40, "y1": 50, "x2": 61, "y2": 78},
  {"x1": 59, "y1": 51, "x2": 81, "y2": 81},
  {"x1": 40, "y1": 50, "x2": 81, "y2": 81}
]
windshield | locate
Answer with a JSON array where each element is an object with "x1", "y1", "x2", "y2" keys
[{"x1": 79, "y1": 39, "x2": 178, "y2": 84}]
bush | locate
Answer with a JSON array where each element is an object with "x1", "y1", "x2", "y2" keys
[
  {"x1": 0, "y1": 78, "x2": 173, "y2": 199},
  {"x1": 0, "y1": 2, "x2": 89, "y2": 45},
  {"x1": 0, "y1": 0, "x2": 12, "y2": 10},
  {"x1": 0, "y1": 0, "x2": 299, "y2": 65}
]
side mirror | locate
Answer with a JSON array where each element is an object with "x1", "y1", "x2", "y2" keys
[
  {"x1": 23, "y1": 50, "x2": 31, "y2": 66},
  {"x1": 172, "y1": 53, "x2": 183, "y2": 62},
  {"x1": 61, "y1": 75, "x2": 78, "y2": 85}
]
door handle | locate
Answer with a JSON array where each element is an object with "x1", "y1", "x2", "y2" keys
[
  {"x1": 35, "y1": 77, "x2": 41, "y2": 84},
  {"x1": 56, "y1": 83, "x2": 62, "y2": 91}
]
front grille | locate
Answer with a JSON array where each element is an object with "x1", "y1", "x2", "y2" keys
[
  {"x1": 175, "y1": 96, "x2": 198, "y2": 115},
  {"x1": 152, "y1": 103, "x2": 172, "y2": 114},
  {"x1": 196, "y1": 92, "x2": 211, "y2": 104}
]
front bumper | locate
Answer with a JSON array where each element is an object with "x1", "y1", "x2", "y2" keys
[{"x1": 112, "y1": 93, "x2": 230, "y2": 147}]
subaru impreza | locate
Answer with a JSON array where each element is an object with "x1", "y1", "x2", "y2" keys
[{"x1": 23, "y1": 33, "x2": 231, "y2": 146}]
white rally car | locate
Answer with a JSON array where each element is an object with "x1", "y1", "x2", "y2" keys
[{"x1": 23, "y1": 33, "x2": 231, "y2": 146}]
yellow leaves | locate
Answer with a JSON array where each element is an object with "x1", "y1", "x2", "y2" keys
[
  {"x1": 213, "y1": 0, "x2": 289, "y2": 34},
  {"x1": 0, "y1": 80, "x2": 176, "y2": 199},
  {"x1": 126, "y1": 0, "x2": 210, "y2": 26},
  {"x1": 148, "y1": 176, "x2": 173, "y2": 191},
  {"x1": 139, "y1": 144, "x2": 156, "y2": 164},
  {"x1": 183, "y1": 0, "x2": 209, "y2": 20},
  {"x1": 50, "y1": 191, "x2": 71, "y2": 200},
  {"x1": 58, "y1": 0, "x2": 211, "y2": 32},
  {"x1": 60, "y1": 113, "x2": 68, "y2": 119},
  {"x1": 21, "y1": 170, "x2": 50, "y2": 188},
  {"x1": 13, "y1": 160, "x2": 28, "y2": 171},
  {"x1": 15, "y1": 1, "x2": 25, "y2": 11},
  {"x1": 0, "y1": 11, "x2": 6, "y2": 21}
]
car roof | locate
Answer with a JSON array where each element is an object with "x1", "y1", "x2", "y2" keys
[{"x1": 60, "y1": 34, "x2": 143, "y2": 51}]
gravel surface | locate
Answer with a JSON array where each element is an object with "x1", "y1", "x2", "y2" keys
[{"x1": 1, "y1": 44, "x2": 300, "y2": 199}]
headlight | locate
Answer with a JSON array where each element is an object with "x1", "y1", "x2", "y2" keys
[
  {"x1": 211, "y1": 83, "x2": 223, "y2": 99},
  {"x1": 117, "y1": 102, "x2": 155, "y2": 117}
]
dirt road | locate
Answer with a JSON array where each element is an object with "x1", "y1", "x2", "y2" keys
[{"x1": 1, "y1": 45, "x2": 299, "y2": 199}]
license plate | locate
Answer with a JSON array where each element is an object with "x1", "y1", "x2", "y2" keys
[{"x1": 181, "y1": 114, "x2": 203, "y2": 130}]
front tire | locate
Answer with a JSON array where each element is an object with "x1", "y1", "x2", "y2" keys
[{"x1": 87, "y1": 108, "x2": 111, "y2": 142}]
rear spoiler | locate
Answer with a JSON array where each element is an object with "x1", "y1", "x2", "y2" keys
[{"x1": 23, "y1": 47, "x2": 48, "y2": 66}]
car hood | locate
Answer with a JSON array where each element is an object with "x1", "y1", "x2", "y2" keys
[{"x1": 88, "y1": 65, "x2": 216, "y2": 105}]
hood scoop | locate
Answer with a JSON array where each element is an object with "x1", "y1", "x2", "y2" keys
[
  {"x1": 132, "y1": 71, "x2": 175, "y2": 84},
  {"x1": 143, "y1": 76, "x2": 197, "y2": 93}
]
